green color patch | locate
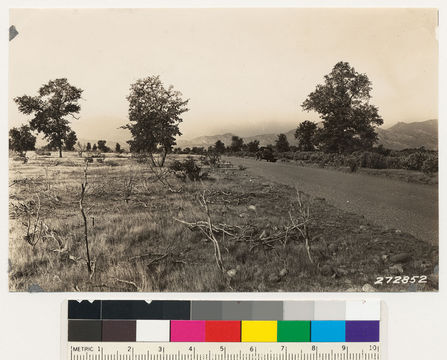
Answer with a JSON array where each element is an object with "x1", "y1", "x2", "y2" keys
[{"x1": 277, "y1": 321, "x2": 311, "y2": 342}]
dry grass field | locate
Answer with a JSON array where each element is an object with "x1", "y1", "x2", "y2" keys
[{"x1": 8, "y1": 152, "x2": 438, "y2": 292}]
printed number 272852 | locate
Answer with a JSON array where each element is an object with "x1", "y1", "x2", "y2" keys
[{"x1": 374, "y1": 275, "x2": 427, "y2": 285}]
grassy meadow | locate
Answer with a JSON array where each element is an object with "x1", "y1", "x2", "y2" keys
[{"x1": 8, "y1": 151, "x2": 438, "y2": 292}]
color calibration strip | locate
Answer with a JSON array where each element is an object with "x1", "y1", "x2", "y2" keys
[{"x1": 68, "y1": 300, "x2": 380, "y2": 343}]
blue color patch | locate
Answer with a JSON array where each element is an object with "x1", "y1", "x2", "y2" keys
[{"x1": 311, "y1": 321, "x2": 346, "y2": 342}]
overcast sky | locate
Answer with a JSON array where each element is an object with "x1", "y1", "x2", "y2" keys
[{"x1": 9, "y1": 8, "x2": 438, "y2": 141}]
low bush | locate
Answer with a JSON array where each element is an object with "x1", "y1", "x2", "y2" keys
[
  {"x1": 402, "y1": 152, "x2": 426, "y2": 171},
  {"x1": 105, "y1": 160, "x2": 120, "y2": 167},
  {"x1": 346, "y1": 156, "x2": 359, "y2": 172},
  {"x1": 35, "y1": 149, "x2": 51, "y2": 156},
  {"x1": 421, "y1": 155, "x2": 438, "y2": 175},
  {"x1": 357, "y1": 151, "x2": 387, "y2": 169},
  {"x1": 169, "y1": 157, "x2": 208, "y2": 181}
]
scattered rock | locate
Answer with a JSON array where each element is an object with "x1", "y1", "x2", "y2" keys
[
  {"x1": 320, "y1": 264, "x2": 333, "y2": 276},
  {"x1": 328, "y1": 243, "x2": 338, "y2": 253},
  {"x1": 226, "y1": 269, "x2": 237, "y2": 277},
  {"x1": 254, "y1": 266, "x2": 262, "y2": 277},
  {"x1": 279, "y1": 268, "x2": 288, "y2": 277},
  {"x1": 359, "y1": 225, "x2": 367, "y2": 231},
  {"x1": 362, "y1": 284, "x2": 375, "y2": 292},
  {"x1": 268, "y1": 274, "x2": 281, "y2": 282},
  {"x1": 28, "y1": 284, "x2": 44, "y2": 292},
  {"x1": 247, "y1": 205, "x2": 256, "y2": 212},
  {"x1": 389, "y1": 264, "x2": 404, "y2": 275},
  {"x1": 381, "y1": 254, "x2": 388, "y2": 261},
  {"x1": 395, "y1": 229, "x2": 402, "y2": 234},
  {"x1": 389, "y1": 253, "x2": 411, "y2": 263}
]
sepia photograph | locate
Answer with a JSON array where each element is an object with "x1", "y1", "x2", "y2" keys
[{"x1": 8, "y1": 8, "x2": 438, "y2": 292}]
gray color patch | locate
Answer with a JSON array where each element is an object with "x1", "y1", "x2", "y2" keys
[
  {"x1": 221, "y1": 301, "x2": 254, "y2": 320},
  {"x1": 191, "y1": 301, "x2": 223, "y2": 320},
  {"x1": 314, "y1": 301, "x2": 346, "y2": 320},
  {"x1": 283, "y1": 301, "x2": 315, "y2": 320},
  {"x1": 251, "y1": 301, "x2": 283, "y2": 320}
]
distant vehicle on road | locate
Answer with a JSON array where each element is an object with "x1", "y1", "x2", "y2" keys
[{"x1": 256, "y1": 147, "x2": 277, "y2": 162}]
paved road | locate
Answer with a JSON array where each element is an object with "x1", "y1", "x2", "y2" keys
[{"x1": 229, "y1": 157, "x2": 438, "y2": 245}]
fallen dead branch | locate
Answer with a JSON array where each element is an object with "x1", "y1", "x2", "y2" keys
[
  {"x1": 147, "y1": 161, "x2": 182, "y2": 193},
  {"x1": 112, "y1": 277, "x2": 140, "y2": 291}
]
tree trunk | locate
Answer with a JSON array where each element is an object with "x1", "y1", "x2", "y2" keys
[
  {"x1": 159, "y1": 148, "x2": 168, "y2": 167},
  {"x1": 59, "y1": 145, "x2": 63, "y2": 158},
  {"x1": 148, "y1": 153, "x2": 157, "y2": 167}
]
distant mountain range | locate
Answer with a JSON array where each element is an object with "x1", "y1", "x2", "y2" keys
[
  {"x1": 376, "y1": 119, "x2": 438, "y2": 150},
  {"x1": 176, "y1": 119, "x2": 438, "y2": 151}
]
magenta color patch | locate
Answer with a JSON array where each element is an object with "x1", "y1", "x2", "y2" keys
[{"x1": 170, "y1": 321, "x2": 206, "y2": 342}]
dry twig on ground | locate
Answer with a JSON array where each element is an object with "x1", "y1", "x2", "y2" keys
[{"x1": 147, "y1": 161, "x2": 182, "y2": 193}]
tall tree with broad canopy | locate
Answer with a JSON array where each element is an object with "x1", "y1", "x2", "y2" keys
[
  {"x1": 247, "y1": 140, "x2": 260, "y2": 152},
  {"x1": 214, "y1": 140, "x2": 226, "y2": 154},
  {"x1": 275, "y1": 133, "x2": 290, "y2": 152},
  {"x1": 295, "y1": 120, "x2": 318, "y2": 151},
  {"x1": 302, "y1": 62, "x2": 383, "y2": 153},
  {"x1": 64, "y1": 130, "x2": 78, "y2": 151},
  {"x1": 14, "y1": 78, "x2": 83, "y2": 158},
  {"x1": 124, "y1": 76, "x2": 189, "y2": 166},
  {"x1": 230, "y1": 136, "x2": 244, "y2": 152},
  {"x1": 9, "y1": 125, "x2": 36, "y2": 156}
]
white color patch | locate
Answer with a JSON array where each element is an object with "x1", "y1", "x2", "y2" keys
[
  {"x1": 346, "y1": 300, "x2": 381, "y2": 320},
  {"x1": 136, "y1": 320, "x2": 170, "y2": 342}
]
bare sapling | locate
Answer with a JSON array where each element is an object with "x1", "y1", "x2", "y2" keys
[
  {"x1": 22, "y1": 195, "x2": 43, "y2": 248},
  {"x1": 175, "y1": 191, "x2": 225, "y2": 272},
  {"x1": 292, "y1": 188, "x2": 313, "y2": 263},
  {"x1": 147, "y1": 160, "x2": 182, "y2": 193},
  {"x1": 79, "y1": 161, "x2": 92, "y2": 274}
]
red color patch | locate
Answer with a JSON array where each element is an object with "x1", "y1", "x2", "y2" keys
[{"x1": 205, "y1": 321, "x2": 241, "y2": 342}]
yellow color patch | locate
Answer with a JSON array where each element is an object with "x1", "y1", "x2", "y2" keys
[{"x1": 241, "y1": 321, "x2": 277, "y2": 342}]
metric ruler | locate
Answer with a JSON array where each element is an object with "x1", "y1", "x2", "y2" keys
[{"x1": 68, "y1": 342, "x2": 380, "y2": 360}]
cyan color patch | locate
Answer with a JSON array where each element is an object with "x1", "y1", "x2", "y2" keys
[{"x1": 311, "y1": 321, "x2": 346, "y2": 342}]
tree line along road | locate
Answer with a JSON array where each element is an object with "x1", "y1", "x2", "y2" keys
[{"x1": 228, "y1": 157, "x2": 438, "y2": 245}]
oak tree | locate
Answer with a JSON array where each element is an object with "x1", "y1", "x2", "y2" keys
[
  {"x1": 214, "y1": 140, "x2": 226, "y2": 154},
  {"x1": 302, "y1": 62, "x2": 383, "y2": 153},
  {"x1": 230, "y1": 136, "x2": 244, "y2": 152},
  {"x1": 14, "y1": 78, "x2": 83, "y2": 157},
  {"x1": 64, "y1": 130, "x2": 78, "y2": 151},
  {"x1": 295, "y1": 120, "x2": 318, "y2": 151},
  {"x1": 275, "y1": 133, "x2": 290, "y2": 152},
  {"x1": 124, "y1": 76, "x2": 189, "y2": 166},
  {"x1": 9, "y1": 125, "x2": 36, "y2": 156}
]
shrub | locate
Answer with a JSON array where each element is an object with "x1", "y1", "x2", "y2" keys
[
  {"x1": 293, "y1": 151, "x2": 312, "y2": 161},
  {"x1": 421, "y1": 155, "x2": 438, "y2": 175},
  {"x1": 358, "y1": 151, "x2": 386, "y2": 169},
  {"x1": 35, "y1": 149, "x2": 51, "y2": 156},
  {"x1": 403, "y1": 152, "x2": 426, "y2": 171},
  {"x1": 169, "y1": 157, "x2": 208, "y2": 181},
  {"x1": 346, "y1": 156, "x2": 359, "y2": 172},
  {"x1": 105, "y1": 160, "x2": 120, "y2": 167}
]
